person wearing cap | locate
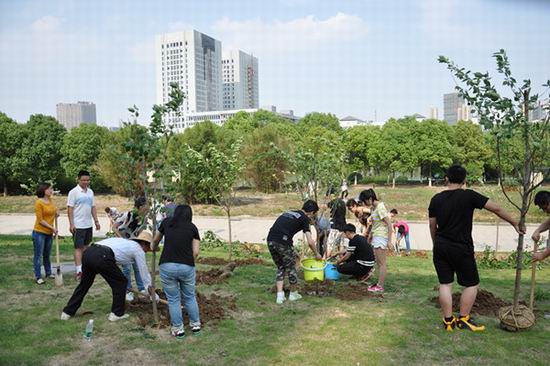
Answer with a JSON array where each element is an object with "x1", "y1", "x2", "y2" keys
[
  {"x1": 60, "y1": 231, "x2": 156, "y2": 322},
  {"x1": 336, "y1": 224, "x2": 375, "y2": 282},
  {"x1": 267, "y1": 200, "x2": 322, "y2": 304}
]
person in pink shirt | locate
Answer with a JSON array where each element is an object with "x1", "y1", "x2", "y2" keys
[{"x1": 390, "y1": 209, "x2": 410, "y2": 256}]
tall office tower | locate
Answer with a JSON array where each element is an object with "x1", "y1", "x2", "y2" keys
[
  {"x1": 429, "y1": 107, "x2": 439, "y2": 120},
  {"x1": 56, "y1": 101, "x2": 96, "y2": 129},
  {"x1": 222, "y1": 50, "x2": 259, "y2": 110},
  {"x1": 155, "y1": 30, "x2": 222, "y2": 128},
  {"x1": 443, "y1": 92, "x2": 468, "y2": 124}
]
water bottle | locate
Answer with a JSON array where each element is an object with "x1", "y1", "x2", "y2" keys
[{"x1": 84, "y1": 319, "x2": 94, "y2": 341}]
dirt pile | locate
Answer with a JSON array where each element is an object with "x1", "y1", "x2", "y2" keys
[
  {"x1": 430, "y1": 289, "x2": 509, "y2": 316},
  {"x1": 413, "y1": 250, "x2": 428, "y2": 259},
  {"x1": 128, "y1": 289, "x2": 236, "y2": 328},
  {"x1": 197, "y1": 257, "x2": 230, "y2": 266},
  {"x1": 336, "y1": 283, "x2": 378, "y2": 300},
  {"x1": 196, "y1": 258, "x2": 269, "y2": 285}
]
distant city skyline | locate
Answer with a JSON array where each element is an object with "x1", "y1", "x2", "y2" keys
[{"x1": 1, "y1": 0, "x2": 549, "y2": 126}]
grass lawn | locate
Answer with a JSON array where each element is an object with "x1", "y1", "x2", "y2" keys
[
  {"x1": 1, "y1": 184, "x2": 549, "y2": 224},
  {"x1": 1, "y1": 234, "x2": 549, "y2": 365}
]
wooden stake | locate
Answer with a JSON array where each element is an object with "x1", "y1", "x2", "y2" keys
[{"x1": 529, "y1": 240, "x2": 539, "y2": 310}]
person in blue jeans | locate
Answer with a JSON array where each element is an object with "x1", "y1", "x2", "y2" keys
[
  {"x1": 153, "y1": 204, "x2": 201, "y2": 339},
  {"x1": 32, "y1": 182, "x2": 58, "y2": 284},
  {"x1": 122, "y1": 261, "x2": 145, "y2": 301}
]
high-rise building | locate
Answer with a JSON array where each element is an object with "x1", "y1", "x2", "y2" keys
[
  {"x1": 429, "y1": 107, "x2": 439, "y2": 120},
  {"x1": 155, "y1": 30, "x2": 223, "y2": 129},
  {"x1": 222, "y1": 50, "x2": 259, "y2": 110},
  {"x1": 443, "y1": 92, "x2": 469, "y2": 124},
  {"x1": 56, "y1": 101, "x2": 96, "y2": 129}
]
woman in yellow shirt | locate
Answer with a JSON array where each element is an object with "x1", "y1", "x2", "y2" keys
[{"x1": 33, "y1": 183, "x2": 58, "y2": 284}]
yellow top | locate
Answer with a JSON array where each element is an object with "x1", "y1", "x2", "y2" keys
[{"x1": 33, "y1": 199, "x2": 57, "y2": 235}]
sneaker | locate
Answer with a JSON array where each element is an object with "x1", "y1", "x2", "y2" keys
[
  {"x1": 47, "y1": 274, "x2": 55, "y2": 279},
  {"x1": 367, "y1": 284, "x2": 384, "y2": 293},
  {"x1": 60, "y1": 312, "x2": 71, "y2": 320},
  {"x1": 75, "y1": 272, "x2": 82, "y2": 281},
  {"x1": 191, "y1": 325, "x2": 201, "y2": 336},
  {"x1": 108, "y1": 312, "x2": 130, "y2": 322},
  {"x1": 125, "y1": 292, "x2": 134, "y2": 302},
  {"x1": 288, "y1": 292, "x2": 302, "y2": 301},
  {"x1": 442, "y1": 316, "x2": 457, "y2": 332},
  {"x1": 36, "y1": 278, "x2": 45, "y2": 285},
  {"x1": 457, "y1": 314, "x2": 485, "y2": 332},
  {"x1": 276, "y1": 292, "x2": 286, "y2": 304},
  {"x1": 171, "y1": 326, "x2": 185, "y2": 339}
]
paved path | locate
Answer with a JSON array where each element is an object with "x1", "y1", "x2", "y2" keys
[{"x1": 0, "y1": 214, "x2": 542, "y2": 252}]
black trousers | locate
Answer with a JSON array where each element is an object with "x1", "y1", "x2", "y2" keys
[
  {"x1": 63, "y1": 244, "x2": 128, "y2": 316},
  {"x1": 337, "y1": 261, "x2": 372, "y2": 278}
]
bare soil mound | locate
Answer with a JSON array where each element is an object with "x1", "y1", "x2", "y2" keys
[
  {"x1": 430, "y1": 289, "x2": 509, "y2": 316},
  {"x1": 128, "y1": 289, "x2": 236, "y2": 328}
]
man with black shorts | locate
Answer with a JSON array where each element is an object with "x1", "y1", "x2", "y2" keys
[
  {"x1": 267, "y1": 200, "x2": 322, "y2": 304},
  {"x1": 67, "y1": 170, "x2": 100, "y2": 281},
  {"x1": 336, "y1": 224, "x2": 375, "y2": 282},
  {"x1": 429, "y1": 165, "x2": 524, "y2": 332}
]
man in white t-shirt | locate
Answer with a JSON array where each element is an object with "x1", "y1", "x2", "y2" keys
[{"x1": 67, "y1": 170, "x2": 100, "y2": 280}]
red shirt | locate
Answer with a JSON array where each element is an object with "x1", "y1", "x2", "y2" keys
[{"x1": 393, "y1": 220, "x2": 409, "y2": 234}]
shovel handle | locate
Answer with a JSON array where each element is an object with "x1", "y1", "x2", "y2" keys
[
  {"x1": 55, "y1": 217, "x2": 61, "y2": 266},
  {"x1": 529, "y1": 240, "x2": 539, "y2": 311}
]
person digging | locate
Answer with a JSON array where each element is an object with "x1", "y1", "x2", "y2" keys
[
  {"x1": 60, "y1": 231, "x2": 158, "y2": 321},
  {"x1": 335, "y1": 224, "x2": 375, "y2": 282},
  {"x1": 267, "y1": 200, "x2": 322, "y2": 304},
  {"x1": 429, "y1": 165, "x2": 524, "y2": 332},
  {"x1": 531, "y1": 191, "x2": 550, "y2": 262}
]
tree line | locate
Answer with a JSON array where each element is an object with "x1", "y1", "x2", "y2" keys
[{"x1": 0, "y1": 108, "x2": 544, "y2": 199}]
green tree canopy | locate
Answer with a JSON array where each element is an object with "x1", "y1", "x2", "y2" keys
[
  {"x1": 453, "y1": 120, "x2": 493, "y2": 183},
  {"x1": 297, "y1": 112, "x2": 342, "y2": 133},
  {"x1": 0, "y1": 112, "x2": 23, "y2": 195},
  {"x1": 60, "y1": 124, "x2": 110, "y2": 190}
]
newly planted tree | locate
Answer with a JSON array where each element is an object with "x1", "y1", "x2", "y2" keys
[{"x1": 440, "y1": 50, "x2": 550, "y2": 311}]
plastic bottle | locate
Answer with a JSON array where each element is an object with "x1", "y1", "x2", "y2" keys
[{"x1": 84, "y1": 319, "x2": 94, "y2": 341}]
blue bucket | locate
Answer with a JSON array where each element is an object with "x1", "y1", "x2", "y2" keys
[{"x1": 324, "y1": 263, "x2": 340, "y2": 281}]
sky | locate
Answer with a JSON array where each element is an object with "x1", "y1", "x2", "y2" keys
[{"x1": 1, "y1": 0, "x2": 549, "y2": 126}]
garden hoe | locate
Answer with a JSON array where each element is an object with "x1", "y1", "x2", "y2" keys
[{"x1": 54, "y1": 217, "x2": 63, "y2": 287}]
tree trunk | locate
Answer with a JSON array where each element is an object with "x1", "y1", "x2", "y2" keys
[
  {"x1": 428, "y1": 164, "x2": 432, "y2": 187},
  {"x1": 150, "y1": 198, "x2": 159, "y2": 324},
  {"x1": 392, "y1": 172, "x2": 396, "y2": 189},
  {"x1": 354, "y1": 175, "x2": 358, "y2": 185},
  {"x1": 227, "y1": 206, "x2": 233, "y2": 260},
  {"x1": 2, "y1": 178, "x2": 7, "y2": 197}
]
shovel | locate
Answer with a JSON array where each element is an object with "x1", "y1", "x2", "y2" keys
[
  {"x1": 54, "y1": 217, "x2": 63, "y2": 287},
  {"x1": 529, "y1": 239, "x2": 540, "y2": 311}
]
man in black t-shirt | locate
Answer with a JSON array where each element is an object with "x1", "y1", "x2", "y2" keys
[
  {"x1": 336, "y1": 224, "x2": 375, "y2": 282},
  {"x1": 267, "y1": 200, "x2": 322, "y2": 304},
  {"x1": 428, "y1": 165, "x2": 524, "y2": 332}
]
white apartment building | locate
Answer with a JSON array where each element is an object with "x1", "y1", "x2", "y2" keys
[
  {"x1": 222, "y1": 50, "x2": 259, "y2": 110},
  {"x1": 155, "y1": 30, "x2": 223, "y2": 129},
  {"x1": 339, "y1": 116, "x2": 368, "y2": 128},
  {"x1": 56, "y1": 101, "x2": 96, "y2": 129},
  {"x1": 443, "y1": 92, "x2": 467, "y2": 124}
]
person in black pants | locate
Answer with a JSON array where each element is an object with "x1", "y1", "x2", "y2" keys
[
  {"x1": 429, "y1": 165, "x2": 524, "y2": 332},
  {"x1": 60, "y1": 231, "x2": 155, "y2": 322},
  {"x1": 336, "y1": 224, "x2": 375, "y2": 282}
]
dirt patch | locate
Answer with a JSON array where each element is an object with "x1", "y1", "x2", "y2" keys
[
  {"x1": 196, "y1": 257, "x2": 230, "y2": 266},
  {"x1": 413, "y1": 250, "x2": 429, "y2": 258},
  {"x1": 234, "y1": 258, "x2": 268, "y2": 266},
  {"x1": 196, "y1": 258, "x2": 269, "y2": 285},
  {"x1": 430, "y1": 289, "x2": 509, "y2": 316},
  {"x1": 128, "y1": 289, "x2": 236, "y2": 328},
  {"x1": 336, "y1": 283, "x2": 376, "y2": 301},
  {"x1": 268, "y1": 280, "x2": 383, "y2": 300}
]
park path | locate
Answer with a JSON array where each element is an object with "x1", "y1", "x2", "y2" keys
[{"x1": 0, "y1": 214, "x2": 542, "y2": 253}]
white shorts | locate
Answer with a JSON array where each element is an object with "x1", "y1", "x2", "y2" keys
[{"x1": 371, "y1": 236, "x2": 388, "y2": 249}]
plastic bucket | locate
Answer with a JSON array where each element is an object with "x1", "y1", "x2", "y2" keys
[
  {"x1": 301, "y1": 258, "x2": 326, "y2": 281},
  {"x1": 324, "y1": 263, "x2": 340, "y2": 281}
]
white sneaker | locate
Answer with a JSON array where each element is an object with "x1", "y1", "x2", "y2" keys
[
  {"x1": 276, "y1": 292, "x2": 286, "y2": 304},
  {"x1": 36, "y1": 278, "x2": 45, "y2": 285},
  {"x1": 125, "y1": 292, "x2": 134, "y2": 302},
  {"x1": 108, "y1": 312, "x2": 130, "y2": 322},
  {"x1": 60, "y1": 312, "x2": 71, "y2": 320},
  {"x1": 288, "y1": 291, "x2": 302, "y2": 301}
]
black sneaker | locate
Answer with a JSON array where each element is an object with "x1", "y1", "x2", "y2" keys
[
  {"x1": 442, "y1": 316, "x2": 457, "y2": 332},
  {"x1": 191, "y1": 325, "x2": 201, "y2": 336},
  {"x1": 457, "y1": 314, "x2": 485, "y2": 332}
]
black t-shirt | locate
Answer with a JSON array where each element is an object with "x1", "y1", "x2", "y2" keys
[
  {"x1": 347, "y1": 234, "x2": 375, "y2": 266},
  {"x1": 428, "y1": 189, "x2": 489, "y2": 247},
  {"x1": 267, "y1": 210, "x2": 311, "y2": 245},
  {"x1": 328, "y1": 199, "x2": 347, "y2": 231},
  {"x1": 158, "y1": 218, "x2": 201, "y2": 266}
]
